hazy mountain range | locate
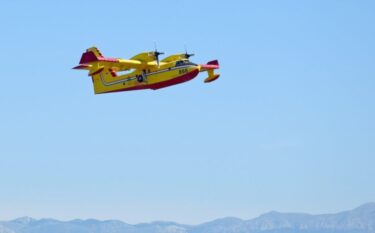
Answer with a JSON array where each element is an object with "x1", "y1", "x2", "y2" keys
[{"x1": 1, "y1": 203, "x2": 374, "y2": 233}]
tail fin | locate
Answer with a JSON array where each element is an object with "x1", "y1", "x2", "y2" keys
[
  {"x1": 78, "y1": 47, "x2": 104, "y2": 65},
  {"x1": 73, "y1": 47, "x2": 118, "y2": 70},
  {"x1": 73, "y1": 47, "x2": 118, "y2": 94},
  {"x1": 88, "y1": 47, "x2": 104, "y2": 57}
]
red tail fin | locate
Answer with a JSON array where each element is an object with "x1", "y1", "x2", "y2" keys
[{"x1": 76, "y1": 47, "x2": 118, "y2": 66}]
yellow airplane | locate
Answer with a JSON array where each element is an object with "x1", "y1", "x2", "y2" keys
[{"x1": 73, "y1": 47, "x2": 220, "y2": 94}]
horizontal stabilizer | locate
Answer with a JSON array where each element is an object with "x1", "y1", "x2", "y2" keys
[{"x1": 73, "y1": 64, "x2": 92, "y2": 70}]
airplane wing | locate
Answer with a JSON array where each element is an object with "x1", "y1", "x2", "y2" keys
[
  {"x1": 199, "y1": 60, "x2": 220, "y2": 72},
  {"x1": 199, "y1": 60, "x2": 220, "y2": 83},
  {"x1": 161, "y1": 54, "x2": 186, "y2": 63},
  {"x1": 73, "y1": 47, "x2": 157, "y2": 72},
  {"x1": 130, "y1": 52, "x2": 158, "y2": 63}
]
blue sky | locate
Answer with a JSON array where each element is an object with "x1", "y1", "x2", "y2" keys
[{"x1": 0, "y1": 0, "x2": 374, "y2": 224}]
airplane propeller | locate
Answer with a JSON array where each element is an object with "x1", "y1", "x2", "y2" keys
[
  {"x1": 148, "y1": 50, "x2": 164, "y2": 67},
  {"x1": 149, "y1": 42, "x2": 164, "y2": 67},
  {"x1": 184, "y1": 45, "x2": 195, "y2": 59},
  {"x1": 154, "y1": 50, "x2": 164, "y2": 67}
]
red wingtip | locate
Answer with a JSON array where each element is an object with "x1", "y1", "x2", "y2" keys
[
  {"x1": 200, "y1": 60, "x2": 220, "y2": 70},
  {"x1": 204, "y1": 74, "x2": 220, "y2": 83},
  {"x1": 207, "y1": 60, "x2": 219, "y2": 67}
]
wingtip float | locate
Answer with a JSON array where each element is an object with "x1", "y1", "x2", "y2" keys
[{"x1": 73, "y1": 47, "x2": 220, "y2": 94}]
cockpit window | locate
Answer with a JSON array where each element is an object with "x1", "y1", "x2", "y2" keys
[
  {"x1": 176, "y1": 60, "x2": 197, "y2": 66},
  {"x1": 176, "y1": 60, "x2": 184, "y2": 66}
]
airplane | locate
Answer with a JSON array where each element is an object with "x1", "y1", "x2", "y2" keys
[{"x1": 73, "y1": 47, "x2": 220, "y2": 94}]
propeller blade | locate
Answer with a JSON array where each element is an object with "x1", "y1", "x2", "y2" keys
[
  {"x1": 184, "y1": 46, "x2": 194, "y2": 59},
  {"x1": 154, "y1": 51, "x2": 164, "y2": 67},
  {"x1": 185, "y1": 53, "x2": 195, "y2": 58},
  {"x1": 151, "y1": 43, "x2": 163, "y2": 66}
]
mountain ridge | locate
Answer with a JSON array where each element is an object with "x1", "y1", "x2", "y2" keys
[{"x1": 1, "y1": 202, "x2": 374, "y2": 233}]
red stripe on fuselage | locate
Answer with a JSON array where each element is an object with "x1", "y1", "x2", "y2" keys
[
  {"x1": 149, "y1": 69, "x2": 199, "y2": 90},
  {"x1": 101, "y1": 69, "x2": 200, "y2": 94}
]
